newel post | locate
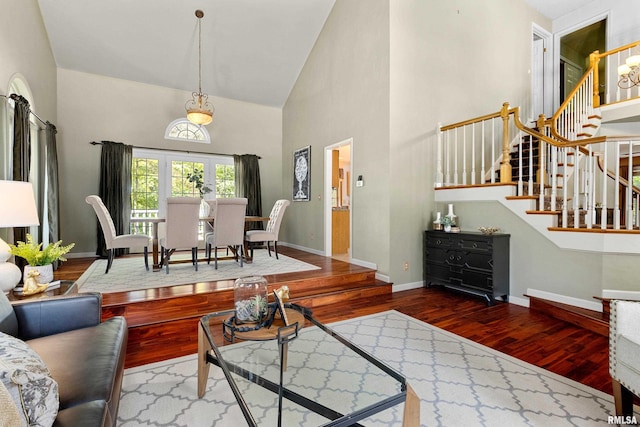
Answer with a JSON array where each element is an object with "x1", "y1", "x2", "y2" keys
[
  {"x1": 590, "y1": 51, "x2": 601, "y2": 107},
  {"x1": 499, "y1": 102, "x2": 512, "y2": 183}
]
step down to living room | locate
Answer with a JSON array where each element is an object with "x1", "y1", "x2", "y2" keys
[{"x1": 100, "y1": 247, "x2": 391, "y2": 367}]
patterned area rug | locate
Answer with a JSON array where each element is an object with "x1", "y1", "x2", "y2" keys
[
  {"x1": 118, "y1": 310, "x2": 618, "y2": 426},
  {"x1": 76, "y1": 251, "x2": 320, "y2": 293}
]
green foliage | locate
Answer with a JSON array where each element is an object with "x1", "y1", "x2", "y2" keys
[
  {"x1": 186, "y1": 167, "x2": 212, "y2": 198},
  {"x1": 9, "y1": 234, "x2": 75, "y2": 266},
  {"x1": 440, "y1": 216, "x2": 454, "y2": 226}
]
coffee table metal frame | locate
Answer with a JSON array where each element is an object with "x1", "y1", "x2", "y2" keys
[{"x1": 197, "y1": 303, "x2": 420, "y2": 427}]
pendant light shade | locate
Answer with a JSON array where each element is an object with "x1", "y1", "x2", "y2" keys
[{"x1": 185, "y1": 10, "x2": 214, "y2": 125}]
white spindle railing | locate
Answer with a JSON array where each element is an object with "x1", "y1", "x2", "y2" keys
[{"x1": 436, "y1": 103, "x2": 640, "y2": 231}]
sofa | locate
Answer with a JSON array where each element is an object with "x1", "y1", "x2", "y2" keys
[{"x1": 0, "y1": 291, "x2": 127, "y2": 427}]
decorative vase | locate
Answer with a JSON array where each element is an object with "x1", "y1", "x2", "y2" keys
[
  {"x1": 444, "y1": 224, "x2": 452, "y2": 233},
  {"x1": 23, "y1": 264, "x2": 54, "y2": 284},
  {"x1": 433, "y1": 212, "x2": 443, "y2": 230},
  {"x1": 234, "y1": 276, "x2": 269, "y2": 324},
  {"x1": 446, "y1": 204, "x2": 458, "y2": 227},
  {"x1": 200, "y1": 199, "x2": 211, "y2": 218}
]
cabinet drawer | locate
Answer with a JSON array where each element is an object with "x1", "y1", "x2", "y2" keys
[
  {"x1": 425, "y1": 263, "x2": 453, "y2": 285},
  {"x1": 461, "y1": 269, "x2": 493, "y2": 291},
  {"x1": 425, "y1": 247, "x2": 454, "y2": 264},
  {"x1": 425, "y1": 234, "x2": 454, "y2": 248},
  {"x1": 459, "y1": 237, "x2": 491, "y2": 251}
]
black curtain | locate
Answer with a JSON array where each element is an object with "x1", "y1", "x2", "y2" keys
[
  {"x1": 11, "y1": 94, "x2": 31, "y2": 273},
  {"x1": 45, "y1": 122, "x2": 61, "y2": 268},
  {"x1": 234, "y1": 154, "x2": 263, "y2": 230},
  {"x1": 97, "y1": 141, "x2": 133, "y2": 257}
]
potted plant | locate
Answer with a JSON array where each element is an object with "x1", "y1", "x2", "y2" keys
[
  {"x1": 440, "y1": 216, "x2": 454, "y2": 232},
  {"x1": 9, "y1": 234, "x2": 75, "y2": 284},
  {"x1": 186, "y1": 168, "x2": 212, "y2": 198},
  {"x1": 186, "y1": 168, "x2": 213, "y2": 217}
]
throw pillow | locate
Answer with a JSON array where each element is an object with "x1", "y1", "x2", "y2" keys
[
  {"x1": 0, "y1": 332, "x2": 58, "y2": 427},
  {"x1": 0, "y1": 380, "x2": 22, "y2": 426}
]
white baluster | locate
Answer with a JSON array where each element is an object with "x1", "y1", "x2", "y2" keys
[
  {"x1": 436, "y1": 124, "x2": 443, "y2": 187},
  {"x1": 614, "y1": 142, "x2": 621, "y2": 229},
  {"x1": 480, "y1": 121, "x2": 485, "y2": 185},
  {"x1": 627, "y1": 141, "x2": 634, "y2": 230}
]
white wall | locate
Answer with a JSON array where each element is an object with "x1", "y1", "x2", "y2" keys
[{"x1": 57, "y1": 69, "x2": 282, "y2": 253}]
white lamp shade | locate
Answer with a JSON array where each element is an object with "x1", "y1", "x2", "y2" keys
[
  {"x1": 625, "y1": 55, "x2": 640, "y2": 67},
  {"x1": 618, "y1": 64, "x2": 631, "y2": 76},
  {"x1": 0, "y1": 180, "x2": 40, "y2": 227}
]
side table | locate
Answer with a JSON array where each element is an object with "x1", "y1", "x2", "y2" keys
[{"x1": 7, "y1": 280, "x2": 78, "y2": 302}]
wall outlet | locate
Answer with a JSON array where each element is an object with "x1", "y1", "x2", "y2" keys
[{"x1": 403, "y1": 261, "x2": 409, "y2": 271}]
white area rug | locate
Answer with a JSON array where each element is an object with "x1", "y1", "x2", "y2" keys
[
  {"x1": 76, "y1": 251, "x2": 320, "y2": 293},
  {"x1": 118, "y1": 310, "x2": 621, "y2": 426}
]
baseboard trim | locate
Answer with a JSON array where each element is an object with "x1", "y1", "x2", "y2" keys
[
  {"x1": 508, "y1": 295, "x2": 529, "y2": 308},
  {"x1": 392, "y1": 281, "x2": 422, "y2": 293},
  {"x1": 526, "y1": 288, "x2": 602, "y2": 312},
  {"x1": 279, "y1": 242, "x2": 324, "y2": 256},
  {"x1": 601, "y1": 289, "x2": 640, "y2": 301}
]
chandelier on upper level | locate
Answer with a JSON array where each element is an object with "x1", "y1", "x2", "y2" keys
[
  {"x1": 185, "y1": 10, "x2": 214, "y2": 126},
  {"x1": 617, "y1": 55, "x2": 640, "y2": 89}
]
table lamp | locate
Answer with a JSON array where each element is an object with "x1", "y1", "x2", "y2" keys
[{"x1": 0, "y1": 180, "x2": 40, "y2": 292}]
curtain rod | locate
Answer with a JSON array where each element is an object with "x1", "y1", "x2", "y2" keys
[
  {"x1": 0, "y1": 94, "x2": 49, "y2": 128},
  {"x1": 89, "y1": 141, "x2": 261, "y2": 159}
]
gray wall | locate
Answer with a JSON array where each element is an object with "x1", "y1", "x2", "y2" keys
[{"x1": 283, "y1": 0, "x2": 549, "y2": 283}]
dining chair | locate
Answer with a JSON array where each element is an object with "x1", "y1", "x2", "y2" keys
[
  {"x1": 159, "y1": 197, "x2": 201, "y2": 274},
  {"x1": 85, "y1": 195, "x2": 150, "y2": 274},
  {"x1": 206, "y1": 198, "x2": 247, "y2": 269},
  {"x1": 245, "y1": 199, "x2": 290, "y2": 259}
]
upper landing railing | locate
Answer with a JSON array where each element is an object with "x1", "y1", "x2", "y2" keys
[{"x1": 437, "y1": 103, "x2": 640, "y2": 231}]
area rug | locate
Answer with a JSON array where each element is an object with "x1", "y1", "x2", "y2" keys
[
  {"x1": 76, "y1": 251, "x2": 320, "y2": 293},
  {"x1": 117, "y1": 310, "x2": 620, "y2": 426}
]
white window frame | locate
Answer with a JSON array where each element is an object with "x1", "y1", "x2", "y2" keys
[
  {"x1": 164, "y1": 118, "x2": 211, "y2": 144},
  {"x1": 132, "y1": 148, "x2": 233, "y2": 218}
]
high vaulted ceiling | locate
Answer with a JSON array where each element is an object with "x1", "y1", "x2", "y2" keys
[
  {"x1": 37, "y1": 0, "x2": 585, "y2": 108},
  {"x1": 37, "y1": 0, "x2": 335, "y2": 108}
]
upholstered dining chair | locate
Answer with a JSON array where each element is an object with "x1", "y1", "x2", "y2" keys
[
  {"x1": 159, "y1": 197, "x2": 201, "y2": 274},
  {"x1": 245, "y1": 199, "x2": 290, "y2": 260},
  {"x1": 85, "y1": 195, "x2": 150, "y2": 274},
  {"x1": 206, "y1": 198, "x2": 247, "y2": 269},
  {"x1": 609, "y1": 300, "x2": 640, "y2": 417}
]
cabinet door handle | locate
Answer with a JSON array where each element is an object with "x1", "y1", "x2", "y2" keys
[
  {"x1": 473, "y1": 243, "x2": 478, "y2": 248},
  {"x1": 437, "y1": 239, "x2": 442, "y2": 245}
]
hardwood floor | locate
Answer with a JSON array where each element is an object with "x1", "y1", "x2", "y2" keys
[{"x1": 54, "y1": 247, "x2": 612, "y2": 397}]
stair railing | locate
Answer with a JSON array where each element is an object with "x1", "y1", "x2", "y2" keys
[
  {"x1": 437, "y1": 103, "x2": 640, "y2": 230},
  {"x1": 592, "y1": 40, "x2": 640, "y2": 106}
]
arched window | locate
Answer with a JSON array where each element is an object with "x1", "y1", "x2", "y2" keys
[{"x1": 164, "y1": 118, "x2": 211, "y2": 144}]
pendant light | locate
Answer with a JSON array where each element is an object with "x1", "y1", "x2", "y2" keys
[{"x1": 185, "y1": 9, "x2": 214, "y2": 125}]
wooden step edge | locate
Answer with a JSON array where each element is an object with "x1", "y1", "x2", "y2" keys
[
  {"x1": 588, "y1": 114, "x2": 602, "y2": 120},
  {"x1": 547, "y1": 226, "x2": 640, "y2": 234},
  {"x1": 506, "y1": 195, "x2": 538, "y2": 200},
  {"x1": 292, "y1": 283, "x2": 393, "y2": 309},
  {"x1": 583, "y1": 123, "x2": 598, "y2": 129},
  {"x1": 435, "y1": 182, "x2": 517, "y2": 190},
  {"x1": 557, "y1": 163, "x2": 575, "y2": 167},
  {"x1": 526, "y1": 294, "x2": 608, "y2": 336},
  {"x1": 526, "y1": 210, "x2": 561, "y2": 215}
]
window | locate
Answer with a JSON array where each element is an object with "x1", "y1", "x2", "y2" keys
[
  {"x1": 216, "y1": 164, "x2": 235, "y2": 197},
  {"x1": 130, "y1": 149, "x2": 234, "y2": 238},
  {"x1": 164, "y1": 119, "x2": 211, "y2": 144}
]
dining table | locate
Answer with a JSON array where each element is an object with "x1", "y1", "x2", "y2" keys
[{"x1": 132, "y1": 216, "x2": 270, "y2": 271}]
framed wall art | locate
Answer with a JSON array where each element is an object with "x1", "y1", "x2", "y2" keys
[{"x1": 293, "y1": 145, "x2": 311, "y2": 202}]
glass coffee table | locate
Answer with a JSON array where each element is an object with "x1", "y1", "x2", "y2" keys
[{"x1": 197, "y1": 304, "x2": 419, "y2": 426}]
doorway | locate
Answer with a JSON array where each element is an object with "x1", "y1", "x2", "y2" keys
[
  {"x1": 324, "y1": 138, "x2": 352, "y2": 260},
  {"x1": 555, "y1": 16, "x2": 607, "y2": 108},
  {"x1": 532, "y1": 24, "x2": 552, "y2": 119}
]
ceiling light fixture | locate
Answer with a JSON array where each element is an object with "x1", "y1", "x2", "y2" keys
[
  {"x1": 618, "y1": 55, "x2": 640, "y2": 89},
  {"x1": 185, "y1": 9, "x2": 214, "y2": 126}
]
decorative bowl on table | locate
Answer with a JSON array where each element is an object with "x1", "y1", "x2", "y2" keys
[{"x1": 478, "y1": 226, "x2": 500, "y2": 235}]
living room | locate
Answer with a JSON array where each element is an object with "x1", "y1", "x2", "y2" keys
[{"x1": 2, "y1": 0, "x2": 640, "y2": 425}]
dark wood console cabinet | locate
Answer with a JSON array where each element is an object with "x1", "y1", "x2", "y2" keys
[{"x1": 423, "y1": 230, "x2": 510, "y2": 305}]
